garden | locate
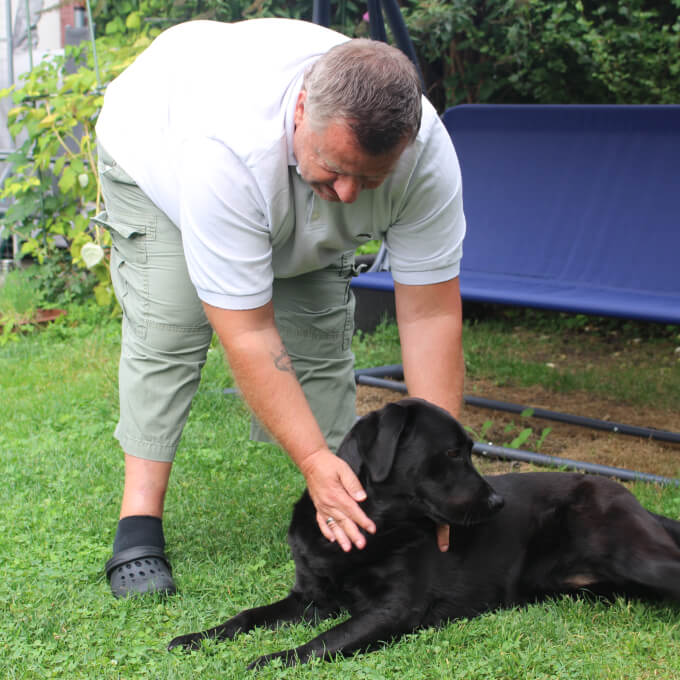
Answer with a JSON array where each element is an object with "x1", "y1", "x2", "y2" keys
[{"x1": 1, "y1": 1, "x2": 679, "y2": 678}]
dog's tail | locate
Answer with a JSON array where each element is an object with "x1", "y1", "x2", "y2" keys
[{"x1": 648, "y1": 511, "x2": 680, "y2": 549}]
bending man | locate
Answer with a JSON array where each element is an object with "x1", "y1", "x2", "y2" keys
[{"x1": 95, "y1": 17, "x2": 466, "y2": 598}]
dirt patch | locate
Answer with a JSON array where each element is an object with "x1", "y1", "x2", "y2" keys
[{"x1": 356, "y1": 380, "x2": 680, "y2": 480}]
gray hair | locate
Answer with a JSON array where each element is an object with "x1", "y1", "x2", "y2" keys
[{"x1": 302, "y1": 38, "x2": 422, "y2": 155}]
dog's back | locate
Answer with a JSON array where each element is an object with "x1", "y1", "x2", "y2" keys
[{"x1": 454, "y1": 472, "x2": 680, "y2": 605}]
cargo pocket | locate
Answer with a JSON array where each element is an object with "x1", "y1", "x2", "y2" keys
[
  {"x1": 93, "y1": 210, "x2": 154, "y2": 262},
  {"x1": 93, "y1": 210, "x2": 155, "y2": 337}
]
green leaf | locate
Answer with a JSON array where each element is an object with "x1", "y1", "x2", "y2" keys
[
  {"x1": 93, "y1": 282, "x2": 114, "y2": 306},
  {"x1": 480, "y1": 420, "x2": 494, "y2": 439},
  {"x1": 535, "y1": 427, "x2": 553, "y2": 451},
  {"x1": 58, "y1": 167, "x2": 77, "y2": 194},
  {"x1": 105, "y1": 16, "x2": 126, "y2": 35},
  {"x1": 53, "y1": 155, "x2": 66, "y2": 176},
  {"x1": 509, "y1": 428, "x2": 533, "y2": 450},
  {"x1": 126, "y1": 12, "x2": 142, "y2": 31}
]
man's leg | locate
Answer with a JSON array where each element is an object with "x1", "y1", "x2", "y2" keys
[
  {"x1": 120, "y1": 456, "x2": 173, "y2": 518},
  {"x1": 97, "y1": 145, "x2": 213, "y2": 597}
]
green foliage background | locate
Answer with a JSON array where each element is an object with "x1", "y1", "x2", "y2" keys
[
  {"x1": 1, "y1": 0, "x2": 678, "y2": 308},
  {"x1": 0, "y1": 35, "x2": 154, "y2": 307},
  {"x1": 404, "y1": 0, "x2": 680, "y2": 111},
  {"x1": 93, "y1": 0, "x2": 680, "y2": 109}
]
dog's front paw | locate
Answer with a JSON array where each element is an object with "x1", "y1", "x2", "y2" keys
[
  {"x1": 247, "y1": 649, "x2": 299, "y2": 670},
  {"x1": 167, "y1": 632, "x2": 207, "y2": 652}
]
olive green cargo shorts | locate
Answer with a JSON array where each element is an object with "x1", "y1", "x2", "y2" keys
[{"x1": 95, "y1": 145, "x2": 357, "y2": 462}]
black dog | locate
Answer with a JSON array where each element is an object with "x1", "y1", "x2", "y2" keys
[{"x1": 168, "y1": 398, "x2": 680, "y2": 668}]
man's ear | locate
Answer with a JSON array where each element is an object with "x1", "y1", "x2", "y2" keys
[
  {"x1": 338, "y1": 403, "x2": 409, "y2": 483},
  {"x1": 294, "y1": 90, "x2": 306, "y2": 127}
]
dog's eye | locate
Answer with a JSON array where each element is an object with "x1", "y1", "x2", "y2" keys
[{"x1": 446, "y1": 449, "x2": 461, "y2": 459}]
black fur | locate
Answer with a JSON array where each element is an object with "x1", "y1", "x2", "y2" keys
[{"x1": 168, "y1": 398, "x2": 680, "y2": 668}]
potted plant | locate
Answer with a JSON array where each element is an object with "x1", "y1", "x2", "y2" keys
[{"x1": 0, "y1": 265, "x2": 66, "y2": 342}]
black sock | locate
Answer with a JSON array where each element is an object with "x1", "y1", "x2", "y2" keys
[{"x1": 113, "y1": 515, "x2": 165, "y2": 554}]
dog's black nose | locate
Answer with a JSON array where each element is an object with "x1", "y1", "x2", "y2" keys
[{"x1": 487, "y1": 493, "x2": 504, "y2": 512}]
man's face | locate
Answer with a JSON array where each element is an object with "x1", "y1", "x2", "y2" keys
[{"x1": 292, "y1": 91, "x2": 408, "y2": 204}]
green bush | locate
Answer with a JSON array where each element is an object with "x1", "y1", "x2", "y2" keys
[
  {"x1": 404, "y1": 0, "x2": 680, "y2": 110},
  {"x1": 0, "y1": 266, "x2": 40, "y2": 323},
  {"x1": 92, "y1": 0, "x2": 364, "y2": 37},
  {"x1": 0, "y1": 35, "x2": 153, "y2": 307}
]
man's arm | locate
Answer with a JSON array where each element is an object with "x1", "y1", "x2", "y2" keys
[
  {"x1": 394, "y1": 277, "x2": 465, "y2": 551},
  {"x1": 394, "y1": 277, "x2": 464, "y2": 416},
  {"x1": 202, "y1": 301, "x2": 375, "y2": 551}
]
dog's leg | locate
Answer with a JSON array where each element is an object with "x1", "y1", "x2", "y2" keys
[
  {"x1": 647, "y1": 511, "x2": 680, "y2": 549},
  {"x1": 600, "y1": 512, "x2": 680, "y2": 601},
  {"x1": 247, "y1": 611, "x2": 411, "y2": 668},
  {"x1": 625, "y1": 533, "x2": 680, "y2": 600},
  {"x1": 168, "y1": 591, "x2": 309, "y2": 652}
]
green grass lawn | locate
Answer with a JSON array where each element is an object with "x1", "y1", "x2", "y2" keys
[
  {"x1": 460, "y1": 306, "x2": 680, "y2": 411},
  {"x1": 1, "y1": 311, "x2": 679, "y2": 679}
]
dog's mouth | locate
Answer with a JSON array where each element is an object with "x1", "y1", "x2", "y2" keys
[
  {"x1": 446, "y1": 510, "x2": 497, "y2": 527},
  {"x1": 424, "y1": 493, "x2": 504, "y2": 527},
  {"x1": 423, "y1": 505, "x2": 485, "y2": 527}
]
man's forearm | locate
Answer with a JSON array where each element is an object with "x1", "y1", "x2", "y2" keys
[
  {"x1": 202, "y1": 301, "x2": 328, "y2": 468},
  {"x1": 400, "y1": 314, "x2": 464, "y2": 417},
  {"x1": 395, "y1": 277, "x2": 465, "y2": 554},
  {"x1": 202, "y1": 300, "x2": 375, "y2": 551},
  {"x1": 395, "y1": 278, "x2": 465, "y2": 417}
]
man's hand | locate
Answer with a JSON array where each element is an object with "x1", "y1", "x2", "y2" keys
[{"x1": 299, "y1": 448, "x2": 376, "y2": 552}]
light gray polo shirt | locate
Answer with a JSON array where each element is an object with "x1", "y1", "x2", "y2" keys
[{"x1": 96, "y1": 18, "x2": 465, "y2": 310}]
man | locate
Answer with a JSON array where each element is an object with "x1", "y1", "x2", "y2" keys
[{"x1": 96, "y1": 17, "x2": 466, "y2": 598}]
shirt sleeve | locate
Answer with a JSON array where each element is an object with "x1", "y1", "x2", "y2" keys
[
  {"x1": 385, "y1": 112, "x2": 466, "y2": 285},
  {"x1": 177, "y1": 136, "x2": 275, "y2": 309}
]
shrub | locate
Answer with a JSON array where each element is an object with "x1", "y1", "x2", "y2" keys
[
  {"x1": 0, "y1": 35, "x2": 152, "y2": 307},
  {"x1": 92, "y1": 0, "x2": 364, "y2": 37},
  {"x1": 404, "y1": 0, "x2": 680, "y2": 110}
]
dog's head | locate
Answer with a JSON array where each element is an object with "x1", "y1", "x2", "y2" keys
[{"x1": 339, "y1": 398, "x2": 503, "y2": 526}]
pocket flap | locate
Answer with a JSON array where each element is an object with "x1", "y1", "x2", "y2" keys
[{"x1": 93, "y1": 210, "x2": 148, "y2": 239}]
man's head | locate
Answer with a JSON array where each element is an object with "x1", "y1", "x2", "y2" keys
[{"x1": 293, "y1": 39, "x2": 422, "y2": 204}]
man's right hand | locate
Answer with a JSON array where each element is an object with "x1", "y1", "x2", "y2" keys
[{"x1": 299, "y1": 448, "x2": 376, "y2": 552}]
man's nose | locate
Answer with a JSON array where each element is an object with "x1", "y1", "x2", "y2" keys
[{"x1": 332, "y1": 176, "x2": 362, "y2": 203}]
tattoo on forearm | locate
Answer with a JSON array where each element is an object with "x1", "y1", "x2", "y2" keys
[{"x1": 272, "y1": 346, "x2": 294, "y2": 374}]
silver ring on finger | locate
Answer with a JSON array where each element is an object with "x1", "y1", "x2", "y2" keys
[{"x1": 326, "y1": 516, "x2": 336, "y2": 527}]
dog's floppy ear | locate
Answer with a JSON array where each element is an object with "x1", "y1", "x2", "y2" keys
[{"x1": 340, "y1": 402, "x2": 409, "y2": 483}]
